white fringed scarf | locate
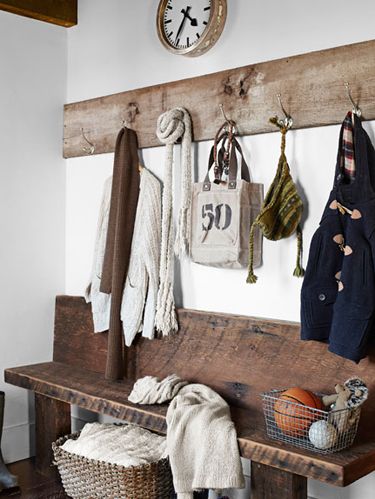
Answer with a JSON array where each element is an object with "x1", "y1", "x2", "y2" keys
[{"x1": 155, "y1": 108, "x2": 192, "y2": 336}]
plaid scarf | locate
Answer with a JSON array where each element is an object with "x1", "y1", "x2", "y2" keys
[{"x1": 340, "y1": 111, "x2": 356, "y2": 181}]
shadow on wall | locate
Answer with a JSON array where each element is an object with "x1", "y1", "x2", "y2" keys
[{"x1": 309, "y1": 474, "x2": 375, "y2": 499}]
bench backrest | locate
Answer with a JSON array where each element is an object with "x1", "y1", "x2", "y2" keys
[{"x1": 53, "y1": 295, "x2": 375, "y2": 432}]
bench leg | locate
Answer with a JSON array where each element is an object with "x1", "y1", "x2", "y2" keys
[
  {"x1": 251, "y1": 462, "x2": 307, "y2": 499},
  {"x1": 35, "y1": 394, "x2": 71, "y2": 475}
]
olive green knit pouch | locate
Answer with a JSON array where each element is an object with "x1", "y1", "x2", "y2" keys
[{"x1": 246, "y1": 118, "x2": 304, "y2": 283}]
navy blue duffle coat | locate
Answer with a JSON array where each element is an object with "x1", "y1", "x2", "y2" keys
[{"x1": 301, "y1": 113, "x2": 375, "y2": 362}]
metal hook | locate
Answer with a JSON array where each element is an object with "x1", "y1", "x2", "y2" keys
[
  {"x1": 219, "y1": 103, "x2": 230, "y2": 123},
  {"x1": 345, "y1": 82, "x2": 362, "y2": 117},
  {"x1": 219, "y1": 104, "x2": 237, "y2": 134},
  {"x1": 276, "y1": 94, "x2": 293, "y2": 129},
  {"x1": 81, "y1": 128, "x2": 95, "y2": 155}
]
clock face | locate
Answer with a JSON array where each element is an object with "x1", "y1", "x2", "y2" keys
[{"x1": 162, "y1": 0, "x2": 212, "y2": 51}]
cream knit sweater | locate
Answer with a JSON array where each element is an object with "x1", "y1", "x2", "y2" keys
[
  {"x1": 85, "y1": 168, "x2": 162, "y2": 346},
  {"x1": 85, "y1": 177, "x2": 112, "y2": 333}
]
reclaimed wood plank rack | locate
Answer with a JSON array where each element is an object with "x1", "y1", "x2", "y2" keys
[
  {"x1": 4, "y1": 295, "x2": 375, "y2": 499},
  {"x1": 64, "y1": 39, "x2": 375, "y2": 158}
]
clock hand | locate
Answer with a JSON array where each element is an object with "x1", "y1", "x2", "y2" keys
[
  {"x1": 184, "y1": 11, "x2": 198, "y2": 27},
  {"x1": 175, "y1": 6, "x2": 191, "y2": 43}
]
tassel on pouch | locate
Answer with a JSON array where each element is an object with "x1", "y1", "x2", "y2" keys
[{"x1": 293, "y1": 225, "x2": 305, "y2": 278}]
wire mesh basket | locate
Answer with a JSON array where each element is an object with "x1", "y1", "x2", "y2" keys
[{"x1": 261, "y1": 389, "x2": 361, "y2": 454}]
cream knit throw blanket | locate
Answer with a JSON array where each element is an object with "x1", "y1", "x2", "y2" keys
[
  {"x1": 155, "y1": 108, "x2": 192, "y2": 337},
  {"x1": 128, "y1": 376, "x2": 245, "y2": 498},
  {"x1": 61, "y1": 422, "x2": 167, "y2": 467},
  {"x1": 128, "y1": 374, "x2": 188, "y2": 404}
]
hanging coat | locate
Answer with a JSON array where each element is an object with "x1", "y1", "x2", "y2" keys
[{"x1": 301, "y1": 112, "x2": 375, "y2": 363}]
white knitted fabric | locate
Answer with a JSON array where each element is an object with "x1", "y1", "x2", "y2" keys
[
  {"x1": 167, "y1": 384, "x2": 245, "y2": 499},
  {"x1": 128, "y1": 374, "x2": 188, "y2": 404},
  {"x1": 129, "y1": 376, "x2": 245, "y2": 498},
  {"x1": 85, "y1": 169, "x2": 162, "y2": 345},
  {"x1": 155, "y1": 108, "x2": 192, "y2": 337},
  {"x1": 121, "y1": 169, "x2": 162, "y2": 346},
  {"x1": 61, "y1": 423, "x2": 167, "y2": 467},
  {"x1": 84, "y1": 177, "x2": 112, "y2": 332}
]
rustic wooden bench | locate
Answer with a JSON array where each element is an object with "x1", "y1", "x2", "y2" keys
[{"x1": 5, "y1": 296, "x2": 375, "y2": 498}]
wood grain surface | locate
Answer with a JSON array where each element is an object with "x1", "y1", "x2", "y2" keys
[
  {"x1": 53, "y1": 296, "x2": 108, "y2": 374},
  {"x1": 35, "y1": 394, "x2": 71, "y2": 476},
  {"x1": 5, "y1": 360, "x2": 375, "y2": 487},
  {"x1": 53, "y1": 296, "x2": 375, "y2": 436},
  {"x1": 6, "y1": 295, "x2": 375, "y2": 487},
  {"x1": 64, "y1": 39, "x2": 375, "y2": 157},
  {"x1": 0, "y1": 0, "x2": 77, "y2": 27},
  {"x1": 7, "y1": 458, "x2": 67, "y2": 498},
  {"x1": 251, "y1": 462, "x2": 307, "y2": 499}
]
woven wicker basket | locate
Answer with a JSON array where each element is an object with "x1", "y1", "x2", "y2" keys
[{"x1": 52, "y1": 432, "x2": 175, "y2": 499}]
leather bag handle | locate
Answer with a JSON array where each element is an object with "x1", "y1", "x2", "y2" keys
[{"x1": 227, "y1": 137, "x2": 251, "y2": 189}]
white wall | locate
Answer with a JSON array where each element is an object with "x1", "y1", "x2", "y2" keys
[
  {"x1": 65, "y1": 1, "x2": 375, "y2": 498},
  {"x1": 0, "y1": 12, "x2": 66, "y2": 463}
]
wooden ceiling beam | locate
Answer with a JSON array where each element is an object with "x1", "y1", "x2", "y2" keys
[{"x1": 0, "y1": 0, "x2": 77, "y2": 27}]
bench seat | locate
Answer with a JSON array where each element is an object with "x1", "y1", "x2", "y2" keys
[
  {"x1": 5, "y1": 361, "x2": 375, "y2": 488},
  {"x1": 5, "y1": 296, "x2": 375, "y2": 499}
]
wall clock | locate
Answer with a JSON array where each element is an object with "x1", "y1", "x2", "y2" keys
[{"x1": 157, "y1": 0, "x2": 227, "y2": 57}]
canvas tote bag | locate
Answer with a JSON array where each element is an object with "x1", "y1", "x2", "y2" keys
[{"x1": 191, "y1": 134, "x2": 263, "y2": 268}]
